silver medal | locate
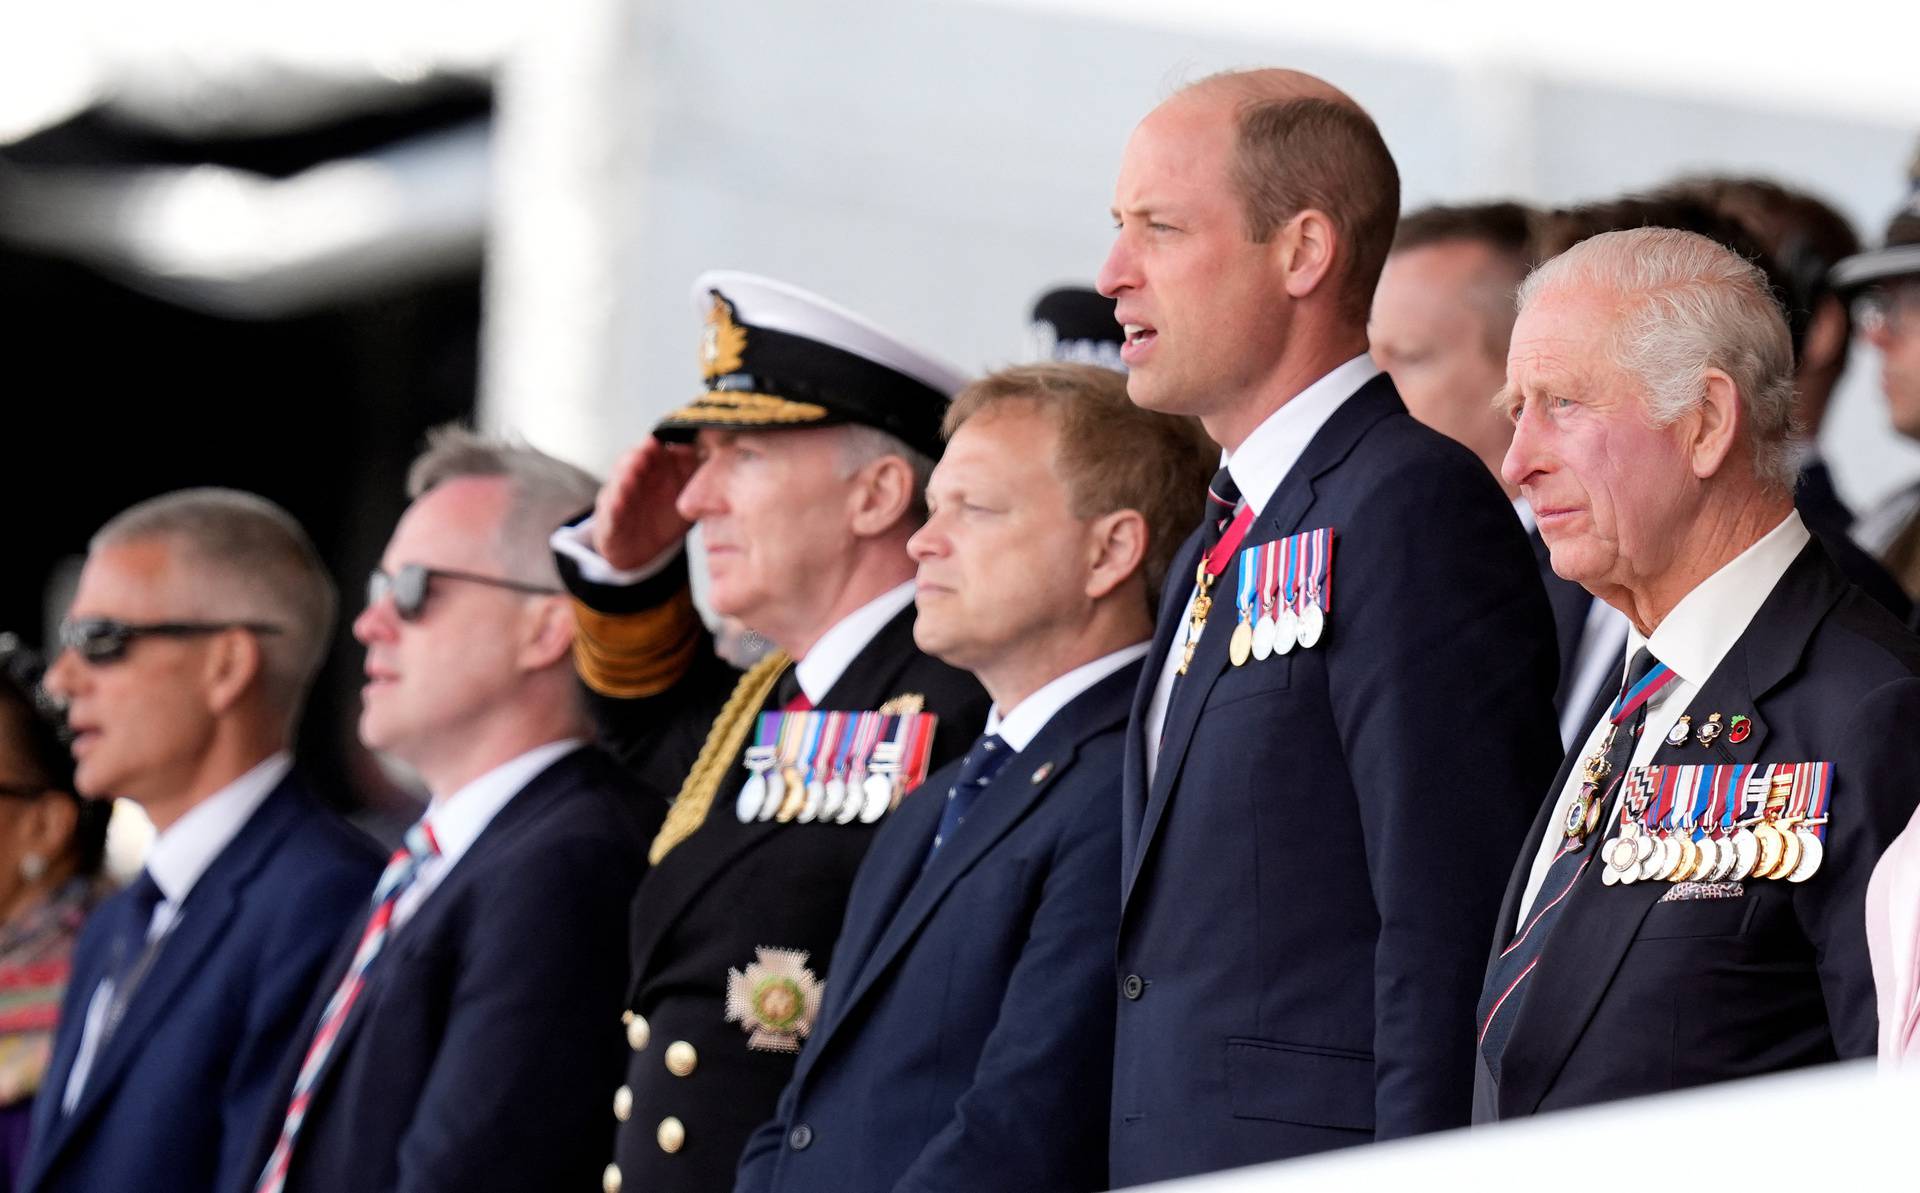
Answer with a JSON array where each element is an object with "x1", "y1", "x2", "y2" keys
[
  {"x1": 1274, "y1": 608, "x2": 1299, "y2": 656},
  {"x1": 859, "y1": 772, "x2": 894, "y2": 823},
  {"x1": 1252, "y1": 613, "x2": 1277, "y2": 661},
  {"x1": 821, "y1": 775, "x2": 846, "y2": 822},
  {"x1": 737, "y1": 746, "x2": 777, "y2": 823},
  {"x1": 1296, "y1": 602, "x2": 1325, "y2": 649}
]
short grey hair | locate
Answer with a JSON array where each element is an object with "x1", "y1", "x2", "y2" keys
[
  {"x1": 406, "y1": 424, "x2": 600, "y2": 585},
  {"x1": 835, "y1": 424, "x2": 935, "y2": 523},
  {"x1": 1519, "y1": 227, "x2": 1799, "y2": 490},
  {"x1": 93, "y1": 489, "x2": 336, "y2": 721}
]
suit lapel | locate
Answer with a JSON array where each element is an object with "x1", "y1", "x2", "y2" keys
[
  {"x1": 1497, "y1": 542, "x2": 1845, "y2": 1116},
  {"x1": 1120, "y1": 529, "x2": 1201, "y2": 882},
  {"x1": 46, "y1": 776, "x2": 307, "y2": 1154},
  {"x1": 305, "y1": 751, "x2": 590, "y2": 1103},
  {"x1": 808, "y1": 666, "x2": 1133, "y2": 1064},
  {"x1": 625, "y1": 608, "x2": 927, "y2": 991},
  {"x1": 1125, "y1": 376, "x2": 1399, "y2": 911}
]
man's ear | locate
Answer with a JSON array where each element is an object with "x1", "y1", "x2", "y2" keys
[
  {"x1": 1085, "y1": 509, "x2": 1149, "y2": 601},
  {"x1": 848, "y1": 456, "x2": 917, "y2": 538},
  {"x1": 1688, "y1": 367, "x2": 1744, "y2": 480},
  {"x1": 520, "y1": 595, "x2": 577, "y2": 672},
  {"x1": 1273, "y1": 208, "x2": 1340, "y2": 302},
  {"x1": 203, "y1": 629, "x2": 264, "y2": 716}
]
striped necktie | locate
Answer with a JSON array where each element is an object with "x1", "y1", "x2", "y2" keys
[
  {"x1": 253, "y1": 821, "x2": 439, "y2": 1193},
  {"x1": 1476, "y1": 648, "x2": 1672, "y2": 1080}
]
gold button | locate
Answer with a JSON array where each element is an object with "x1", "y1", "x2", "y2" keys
[
  {"x1": 612, "y1": 1084, "x2": 633, "y2": 1122},
  {"x1": 602, "y1": 1162, "x2": 622, "y2": 1193},
  {"x1": 625, "y1": 1013, "x2": 651, "y2": 1052},
  {"x1": 657, "y1": 1116, "x2": 686, "y2": 1154},
  {"x1": 664, "y1": 1041, "x2": 697, "y2": 1078}
]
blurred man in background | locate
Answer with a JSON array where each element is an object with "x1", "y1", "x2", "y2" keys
[
  {"x1": 1372, "y1": 201, "x2": 1626, "y2": 747},
  {"x1": 23, "y1": 490, "x2": 381, "y2": 1193},
  {"x1": 244, "y1": 429, "x2": 658, "y2": 1193}
]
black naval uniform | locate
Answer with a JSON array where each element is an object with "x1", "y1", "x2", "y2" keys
[{"x1": 558, "y1": 551, "x2": 988, "y2": 1193}]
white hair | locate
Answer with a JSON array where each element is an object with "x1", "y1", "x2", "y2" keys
[
  {"x1": 835, "y1": 424, "x2": 934, "y2": 521},
  {"x1": 1518, "y1": 226, "x2": 1799, "y2": 490}
]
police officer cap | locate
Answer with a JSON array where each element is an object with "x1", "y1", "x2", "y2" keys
[
  {"x1": 658, "y1": 271, "x2": 970, "y2": 460},
  {"x1": 1830, "y1": 143, "x2": 1920, "y2": 292}
]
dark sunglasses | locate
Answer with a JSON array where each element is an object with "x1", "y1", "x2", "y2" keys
[
  {"x1": 57, "y1": 618, "x2": 285, "y2": 666},
  {"x1": 367, "y1": 564, "x2": 561, "y2": 622}
]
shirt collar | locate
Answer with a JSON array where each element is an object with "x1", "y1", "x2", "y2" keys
[
  {"x1": 145, "y1": 751, "x2": 292, "y2": 906},
  {"x1": 421, "y1": 739, "x2": 584, "y2": 867},
  {"x1": 793, "y1": 581, "x2": 917, "y2": 705},
  {"x1": 1225, "y1": 354, "x2": 1381, "y2": 515},
  {"x1": 1627, "y1": 510, "x2": 1811, "y2": 689},
  {"x1": 1512, "y1": 495, "x2": 1539, "y2": 536},
  {"x1": 985, "y1": 643, "x2": 1149, "y2": 753}
]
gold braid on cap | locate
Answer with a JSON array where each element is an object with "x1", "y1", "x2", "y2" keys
[
  {"x1": 649, "y1": 650, "x2": 792, "y2": 865},
  {"x1": 571, "y1": 587, "x2": 702, "y2": 699}
]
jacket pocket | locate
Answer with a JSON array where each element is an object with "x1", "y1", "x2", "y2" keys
[
  {"x1": 1635, "y1": 892, "x2": 1757, "y2": 940},
  {"x1": 1225, "y1": 1037, "x2": 1374, "y2": 1131}
]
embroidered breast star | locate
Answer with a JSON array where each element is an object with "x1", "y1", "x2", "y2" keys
[{"x1": 725, "y1": 947, "x2": 824, "y2": 1053}]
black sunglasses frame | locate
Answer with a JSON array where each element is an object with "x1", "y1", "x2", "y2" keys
[
  {"x1": 57, "y1": 618, "x2": 285, "y2": 666},
  {"x1": 367, "y1": 564, "x2": 561, "y2": 622}
]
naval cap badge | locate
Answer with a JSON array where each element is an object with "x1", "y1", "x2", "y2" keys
[
  {"x1": 701, "y1": 293, "x2": 749, "y2": 380},
  {"x1": 725, "y1": 947, "x2": 824, "y2": 1054}
]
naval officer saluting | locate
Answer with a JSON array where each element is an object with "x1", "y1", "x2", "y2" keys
[
  {"x1": 552, "y1": 273, "x2": 990, "y2": 1193},
  {"x1": 1475, "y1": 227, "x2": 1920, "y2": 1119}
]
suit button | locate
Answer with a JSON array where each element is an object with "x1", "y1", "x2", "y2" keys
[
  {"x1": 657, "y1": 1116, "x2": 686, "y2": 1154},
  {"x1": 602, "y1": 1162, "x2": 622, "y2": 1193},
  {"x1": 612, "y1": 1085, "x2": 633, "y2": 1122},
  {"x1": 1122, "y1": 974, "x2": 1144, "y2": 1000},
  {"x1": 664, "y1": 1040, "x2": 697, "y2": 1077},
  {"x1": 789, "y1": 1123, "x2": 814, "y2": 1150},
  {"x1": 625, "y1": 1011, "x2": 651, "y2": 1051}
]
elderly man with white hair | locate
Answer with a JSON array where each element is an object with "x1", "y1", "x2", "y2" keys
[{"x1": 1473, "y1": 226, "x2": 1920, "y2": 1121}]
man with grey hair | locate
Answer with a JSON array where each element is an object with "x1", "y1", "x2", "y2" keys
[
  {"x1": 239, "y1": 426, "x2": 661, "y2": 1193},
  {"x1": 23, "y1": 490, "x2": 383, "y2": 1193},
  {"x1": 551, "y1": 272, "x2": 989, "y2": 1193},
  {"x1": 1474, "y1": 227, "x2": 1920, "y2": 1121}
]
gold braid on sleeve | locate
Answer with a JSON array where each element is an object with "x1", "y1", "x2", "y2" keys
[
  {"x1": 649, "y1": 650, "x2": 792, "y2": 865},
  {"x1": 571, "y1": 588, "x2": 701, "y2": 699}
]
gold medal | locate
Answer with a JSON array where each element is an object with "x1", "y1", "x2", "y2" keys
[
  {"x1": 1751, "y1": 822, "x2": 1785, "y2": 878},
  {"x1": 1229, "y1": 618, "x2": 1253, "y2": 667},
  {"x1": 774, "y1": 766, "x2": 807, "y2": 822}
]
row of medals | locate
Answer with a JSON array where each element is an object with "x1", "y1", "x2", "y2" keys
[
  {"x1": 1584, "y1": 755, "x2": 1826, "y2": 886},
  {"x1": 1229, "y1": 590, "x2": 1324, "y2": 667},
  {"x1": 735, "y1": 739, "x2": 905, "y2": 826}
]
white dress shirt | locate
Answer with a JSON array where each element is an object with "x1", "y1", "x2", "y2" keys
[
  {"x1": 63, "y1": 751, "x2": 293, "y2": 1110},
  {"x1": 1514, "y1": 511, "x2": 1811, "y2": 927},
  {"x1": 987, "y1": 643, "x2": 1150, "y2": 753},
  {"x1": 392, "y1": 739, "x2": 586, "y2": 930},
  {"x1": 791, "y1": 583, "x2": 916, "y2": 705},
  {"x1": 1144, "y1": 354, "x2": 1382, "y2": 776}
]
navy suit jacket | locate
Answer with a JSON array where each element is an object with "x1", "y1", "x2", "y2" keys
[
  {"x1": 1473, "y1": 541, "x2": 1920, "y2": 1120},
  {"x1": 20, "y1": 770, "x2": 382, "y2": 1193},
  {"x1": 237, "y1": 746, "x2": 661, "y2": 1193},
  {"x1": 1111, "y1": 374, "x2": 1563, "y2": 1186},
  {"x1": 736, "y1": 663, "x2": 1135, "y2": 1193}
]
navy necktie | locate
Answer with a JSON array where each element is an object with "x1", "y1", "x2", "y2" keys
[
  {"x1": 97, "y1": 868, "x2": 167, "y2": 1052},
  {"x1": 926, "y1": 734, "x2": 1013, "y2": 863},
  {"x1": 1477, "y1": 647, "x2": 1663, "y2": 1080},
  {"x1": 1198, "y1": 466, "x2": 1241, "y2": 559}
]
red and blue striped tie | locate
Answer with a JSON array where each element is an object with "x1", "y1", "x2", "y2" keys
[{"x1": 253, "y1": 821, "x2": 439, "y2": 1193}]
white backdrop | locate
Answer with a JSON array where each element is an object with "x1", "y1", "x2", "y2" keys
[{"x1": 482, "y1": 0, "x2": 1920, "y2": 511}]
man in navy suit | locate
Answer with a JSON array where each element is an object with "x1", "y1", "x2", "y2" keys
[
  {"x1": 24, "y1": 489, "x2": 383, "y2": 1193},
  {"x1": 1474, "y1": 227, "x2": 1920, "y2": 1118},
  {"x1": 733, "y1": 363, "x2": 1210, "y2": 1193},
  {"x1": 240, "y1": 428, "x2": 662, "y2": 1193},
  {"x1": 1098, "y1": 70, "x2": 1563, "y2": 1184}
]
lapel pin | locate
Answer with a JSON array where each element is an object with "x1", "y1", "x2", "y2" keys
[
  {"x1": 1030, "y1": 762, "x2": 1054, "y2": 785},
  {"x1": 1666, "y1": 715, "x2": 1691, "y2": 747},
  {"x1": 1728, "y1": 714, "x2": 1752, "y2": 744},
  {"x1": 1696, "y1": 712, "x2": 1723, "y2": 748}
]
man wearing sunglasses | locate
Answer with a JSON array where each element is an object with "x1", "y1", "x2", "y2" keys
[
  {"x1": 239, "y1": 427, "x2": 660, "y2": 1193},
  {"x1": 22, "y1": 490, "x2": 383, "y2": 1193},
  {"x1": 551, "y1": 272, "x2": 990, "y2": 1193}
]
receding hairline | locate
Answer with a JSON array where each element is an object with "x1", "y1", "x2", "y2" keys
[{"x1": 1179, "y1": 68, "x2": 1364, "y2": 113}]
